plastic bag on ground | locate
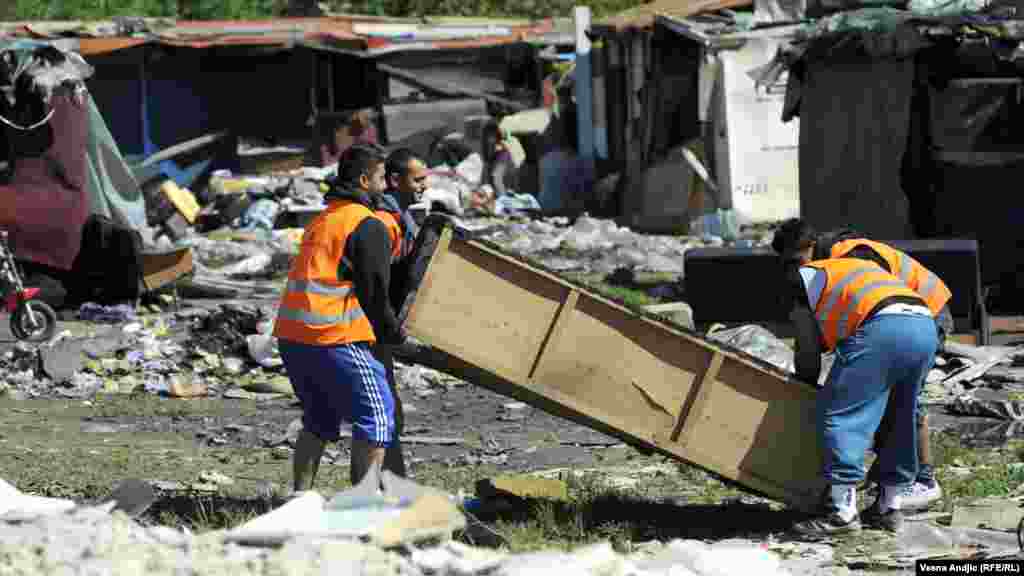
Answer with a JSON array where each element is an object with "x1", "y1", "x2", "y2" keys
[
  {"x1": 239, "y1": 199, "x2": 281, "y2": 232},
  {"x1": 247, "y1": 334, "x2": 282, "y2": 368},
  {"x1": 708, "y1": 324, "x2": 795, "y2": 374}
]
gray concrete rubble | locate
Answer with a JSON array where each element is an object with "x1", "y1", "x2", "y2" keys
[{"x1": 0, "y1": 496, "x2": 805, "y2": 576}]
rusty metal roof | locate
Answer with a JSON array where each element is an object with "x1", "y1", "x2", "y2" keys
[
  {"x1": 598, "y1": 0, "x2": 753, "y2": 31},
  {"x1": 0, "y1": 16, "x2": 563, "y2": 56}
]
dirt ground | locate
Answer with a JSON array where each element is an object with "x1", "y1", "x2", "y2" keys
[
  {"x1": 1, "y1": 301, "x2": 1022, "y2": 574},
  {"x1": 0, "y1": 300, "x2": 658, "y2": 499}
]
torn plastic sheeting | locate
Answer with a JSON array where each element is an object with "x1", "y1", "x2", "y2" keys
[
  {"x1": 893, "y1": 521, "x2": 1021, "y2": 560},
  {"x1": 908, "y1": 0, "x2": 987, "y2": 15},
  {"x1": 708, "y1": 324, "x2": 795, "y2": 374}
]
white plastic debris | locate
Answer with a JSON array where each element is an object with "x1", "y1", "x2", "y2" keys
[
  {"x1": 246, "y1": 334, "x2": 282, "y2": 368},
  {"x1": 0, "y1": 478, "x2": 76, "y2": 519}
]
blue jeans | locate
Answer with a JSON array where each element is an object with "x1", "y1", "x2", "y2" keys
[{"x1": 818, "y1": 313, "x2": 939, "y2": 488}]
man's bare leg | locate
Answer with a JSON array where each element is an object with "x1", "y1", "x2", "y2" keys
[
  {"x1": 293, "y1": 429, "x2": 326, "y2": 492},
  {"x1": 351, "y1": 438, "x2": 387, "y2": 487},
  {"x1": 374, "y1": 344, "x2": 407, "y2": 478},
  {"x1": 383, "y1": 436, "x2": 407, "y2": 478}
]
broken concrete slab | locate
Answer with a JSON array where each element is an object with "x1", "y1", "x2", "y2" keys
[
  {"x1": 476, "y1": 474, "x2": 570, "y2": 502},
  {"x1": 952, "y1": 497, "x2": 1024, "y2": 531},
  {"x1": 39, "y1": 338, "x2": 86, "y2": 383}
]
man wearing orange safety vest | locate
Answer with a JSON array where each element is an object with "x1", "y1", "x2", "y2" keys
[
  {"x1": 772, "y1": 219, "x2": 952, "y2": 513},
  {"x1": 774, "y1": 228, "x2": 940, "y2": 536},
  {"x1": 273, "y1": 143, "x2": 407, "y2": 493}
]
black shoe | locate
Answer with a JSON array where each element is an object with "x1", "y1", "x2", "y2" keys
[
  {"x1": 861, "y1": 501, "x2": 904, "y2": 533},
  {"x1": 792, "y1": 512, "x2": 862, "y2": 537}
]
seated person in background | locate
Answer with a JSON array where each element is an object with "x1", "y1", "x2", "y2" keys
[
  {"x1": 481, "y1": 119, "x2": 519, "y2": 199},
  {"x1": 314, "y1": 109, "x2": 379, "y2": 168}
]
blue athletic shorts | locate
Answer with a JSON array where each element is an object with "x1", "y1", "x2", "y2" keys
[{"x1": 278, "y1": 340, "x2": 395, "y2": 446}]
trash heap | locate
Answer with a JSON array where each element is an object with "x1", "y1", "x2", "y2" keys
[
  {"x1": 0, "y1": 302, "x2": 467, "y2": 405},
  {"x1": 470, "y1": 215, "x2": 772, "y2": 277}
]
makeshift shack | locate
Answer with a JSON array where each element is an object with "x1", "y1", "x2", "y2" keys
[
  {"x1": 1, "y1": 18, "x2": 573, "y2": 190},
  {"x1": 0, "y1": 40, "x2": 191, "y2": 308},
  {"x1": 580, "y1": 0, "x2": 802, "y2": 232},
  {"x1": 777, "y1": 7, "x2": 1024, "y2": 305}
]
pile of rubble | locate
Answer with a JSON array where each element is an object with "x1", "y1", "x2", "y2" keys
[
  {"x1": 0, "y1": 509, "x2": 797, "y2": 576},
  {"x1": 0, "y1": 473, "x2": 799, "y2": 576},
  {"x1": 0, "y1": 301, "x2": 467, "y2": 404}
]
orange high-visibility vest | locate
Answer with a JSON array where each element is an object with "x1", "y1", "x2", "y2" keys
[
  {"x1": 805, "y1": 258, "x2": 924, "y2": 351},
  {"x1": 374, "y1": 209, "x2": 402, "y2": 261},
  {"x1": 830, "y1": 238, "x2": 952, "y2": 316},
  {"x1": 272, "y1": 200, "x2": 379, "y2": 346}
]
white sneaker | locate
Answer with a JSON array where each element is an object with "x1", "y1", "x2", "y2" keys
[{"x1": 900, "y1": 481, "x2": 943, "y2": 511}]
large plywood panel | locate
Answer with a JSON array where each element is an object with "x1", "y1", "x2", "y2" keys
[
  {"x1": 531, "y1": 292, "x2": 709, "y2": 444},
  {"x1": 405, "y1": 236, "x2": 566, "y2": 385},
  {"x1": 681, "y1": 356, "x2": 825, "y2": 503},
  {"x1": 405, "y1": 231, "x2": 825, "y2": 510}
]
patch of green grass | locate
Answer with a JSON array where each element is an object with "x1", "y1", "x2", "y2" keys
[
  {"x1": 148, "y1": 494, "x2": 281, "y2": 532},
  {"x1": 932, "y1": 432, "x2": 1024, "y2": 510},
  {"x1": 590, "y1": 285, "x2": 658, "y2": 309}
]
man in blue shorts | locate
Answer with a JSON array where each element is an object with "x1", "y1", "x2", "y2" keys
[{"x1": 273, "y1": 143, "x2": 407, "y2": 491}]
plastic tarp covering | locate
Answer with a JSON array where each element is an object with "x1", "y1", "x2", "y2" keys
[{"x1": 84, "y1": 95, "x2": 146, "y2": 232}]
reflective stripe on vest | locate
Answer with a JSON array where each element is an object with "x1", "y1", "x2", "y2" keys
[
  {"x1": 806, "y1": 258, "x2": 924, "y2": 350},
  {"x1": 272, "y1": 200, "x2": 377, "y2": 346},
  {"x1": 830, "y1": 238, "x2": 952, "y2": 315}
]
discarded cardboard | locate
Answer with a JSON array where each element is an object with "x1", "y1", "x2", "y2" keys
[
  {"x1": 403, "y1": 227, "x2": 826, "y2": 512},
  {"x1": 140, "y1": 247, "x2": 194, "y2": 293},
  {"x1": 476, "y1": 475, "x2": 570, "y2": 502},
  {"x1": 160, "y1": 180, "x2": 200, "y2": 224}
]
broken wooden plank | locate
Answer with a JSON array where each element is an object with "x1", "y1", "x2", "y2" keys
[
  {"x1": 378, "y1": 63, "x2": 528, "y2": 112},
  {"x1": 642, "y1": 302, "x2": 692, "y2": 314}
]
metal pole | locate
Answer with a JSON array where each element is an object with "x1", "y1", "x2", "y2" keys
[{"x1": 574, "y1": 6, "x2": 595, "y2": 201}]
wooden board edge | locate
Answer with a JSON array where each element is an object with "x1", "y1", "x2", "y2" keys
[
  {"x1": 671, "y1": 351, "x2": 724, "y2": 444},
  {"x1": 405, "y1": 227, "x2": 453, "y2": 338}
]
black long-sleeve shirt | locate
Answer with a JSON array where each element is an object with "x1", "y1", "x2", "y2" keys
[
  {"x1": 324, "y1": 184, "x2": 404, "y2": 346},
  {"x1": 343, "y1": 217, "x2": 404, "y2": 345}
]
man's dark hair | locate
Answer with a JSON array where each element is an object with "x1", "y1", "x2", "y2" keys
[
  {"x1": 385, "y1": 147, "x2": 421, "y2": 183},
  {"x1": 771, "y1": 218, "x2": 818, "y2": 259},
  {"x1": 335, "y1": 143, "x2": 386, "y2": 188}
]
